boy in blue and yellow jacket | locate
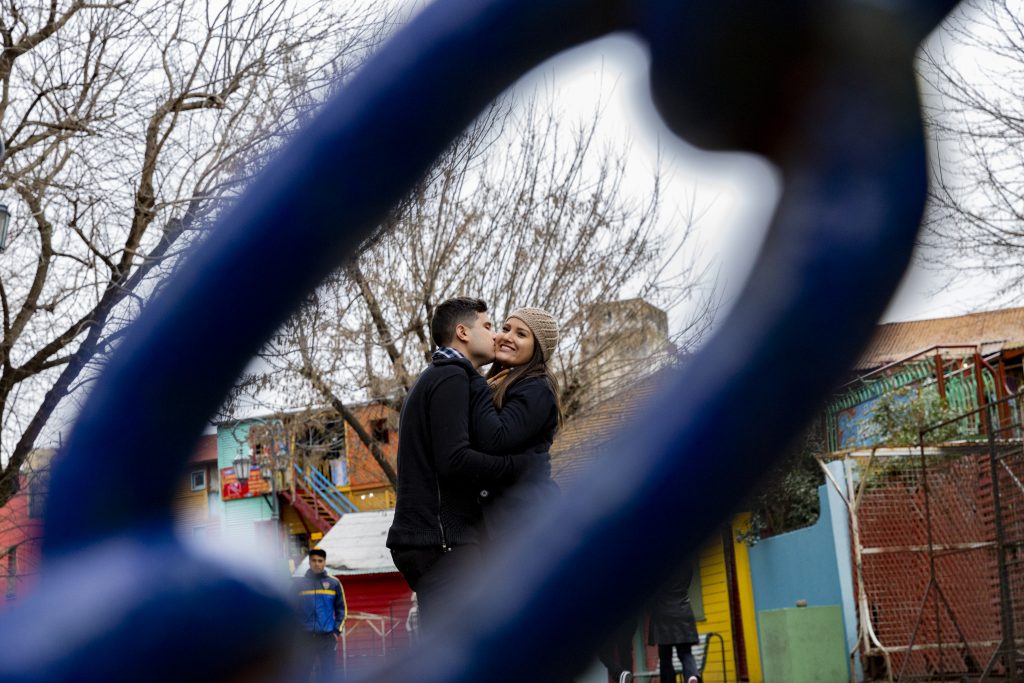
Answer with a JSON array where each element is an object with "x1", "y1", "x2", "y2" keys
[{"x1": 297, "y1": 548, "x2": 346, "y2": 683}]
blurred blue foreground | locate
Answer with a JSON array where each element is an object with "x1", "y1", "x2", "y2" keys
[{"x1": 0, "y1": 0, "x2": 964, "y2": 681}]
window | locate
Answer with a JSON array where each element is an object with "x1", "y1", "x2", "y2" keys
[
  {"x1": 297, "y1": 417, "x2": 346, "y2": 460},
  {"x1": 190, "y1": 469, "x2": 207, "y2": 492},
  {"x1": 28, "y1": 472, "x2": 49, "y2": 519},
  {"x1": 5, "y1": 547, "x2": 17, "y2": 601},
  {"x1": 371, "y1": 418, "x2": 390, "y2": 444}
]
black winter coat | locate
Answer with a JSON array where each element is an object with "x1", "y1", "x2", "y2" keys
[
  {"x1": 468, "y1": 373, "x2": 559, "y2": 537},
  {"x1": 648, "y1": 561, "x2": 700, "y2": 646},
  {"x1": 386, "y1": 358, "x2": 526, "y2": 550}
]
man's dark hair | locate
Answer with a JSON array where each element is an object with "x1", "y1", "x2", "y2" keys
[
  {"x1": 430, "y1": 297, "x2": 487, "y2": 347},
  {"x1": 309, "y1": 548, "x2": 326, "y2": 559}
]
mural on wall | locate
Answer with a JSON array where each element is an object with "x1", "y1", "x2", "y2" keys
[
  {"x1": 220, "y1": 466, "x2": 271, "y2": 501},
  {"x1": 835, "y1": 399, "x2": 881, "y2": 449},
  {"x1": 836, "y1": 389, "x2": 915, "y2": 449}
]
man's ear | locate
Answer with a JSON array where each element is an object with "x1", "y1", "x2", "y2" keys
[{"x1": 454, "y1": 323, "x2": 469, "y2": 343}]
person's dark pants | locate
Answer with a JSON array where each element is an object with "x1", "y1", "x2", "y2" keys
[
  {"x1": 391, "y1": 544, "x2": 481, "y2": 630},
  {"x1": 658, "y1": 643, "x2": 697, "y2": 683},
  {"x1": 308, "y1": 632, "x2": 337, "y2": 683},
  {"x1": 599, "y1": 619, "x2": 635, "y2": 681}
]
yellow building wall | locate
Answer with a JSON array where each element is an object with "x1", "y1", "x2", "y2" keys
[
  {"x1": 732, "y1": 514, "x2": 762, "y2": 683},
  {"x1": 693, "y1": 517, "x2": 763, "y2": 683},
  {"x1": 171, "y1": 465, "x2": 211, "y2": 532},
  {"x1": 347, "y1": 485, "x2": 395, "y2": 511},
  {"x1": 281, "y1": 501, "x2": 308, "y2": 536},
  {"x1": 697, "y1": 536, "x2": 736, "y2": 683}
]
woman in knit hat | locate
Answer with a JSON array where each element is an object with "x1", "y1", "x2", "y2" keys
[{"x1": 468, "y1": 306, "x2": 563, "y2": 538}]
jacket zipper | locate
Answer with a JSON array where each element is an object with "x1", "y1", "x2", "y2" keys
[{"x1": 435, "y1": 474, "x2": 449, "y2": 552}]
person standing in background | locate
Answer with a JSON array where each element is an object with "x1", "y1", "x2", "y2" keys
[
  {"x1": 648, "y1": 560, "x2": 700, "y2": 683},
  {"x1": 297, "y1": 548, "x2": 346, "y2": 683}
]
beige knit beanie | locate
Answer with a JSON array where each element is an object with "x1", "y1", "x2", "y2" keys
[{"x1": 507, "y1": 307, "x2": 559, "y2": 361}]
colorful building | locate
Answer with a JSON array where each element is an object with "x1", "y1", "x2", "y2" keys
[
  {"x1": 171, "y1": 434, "x2": 220, "y2": 539},
  {"x1": 0, "y1": 449, "x2": 53, "y2": 608},
  {"x1": 552, "y1": 382, "x2": 763, "y2": 683},
  {"x1": 174, "y1": 404, "x2": 398, "y2": 572}
]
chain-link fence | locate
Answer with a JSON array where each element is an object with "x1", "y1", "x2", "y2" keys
[{"x1": 828, "y1": 392, "x2": 1024, "y2": 682}]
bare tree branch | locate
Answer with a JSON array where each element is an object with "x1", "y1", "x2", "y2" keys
[
  {"x1": 0, "y1": 0, "x2": 396, "y2": 506},
  {"x1": 918, "y1": 0, "x2": 1024, "y2": 298}
]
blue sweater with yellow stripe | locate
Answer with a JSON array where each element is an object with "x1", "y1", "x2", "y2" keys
[{"x1": 297, "y1": 569, "x2": 347, "y2": 633}]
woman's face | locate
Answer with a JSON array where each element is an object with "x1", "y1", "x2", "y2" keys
[{"x1": 494, "y1": 317, "x2": 535, "y2": 367}]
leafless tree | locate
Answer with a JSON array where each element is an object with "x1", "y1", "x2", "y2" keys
[
  {"x1": 918, "y1": 0, "x2": 1024, "y2": 296},
  {"x1": 0, "y1": 0, "x2": 396, "y2": 508},
  {"x1": 251, "y1": 93, "x2": 719, "y2": 486}
]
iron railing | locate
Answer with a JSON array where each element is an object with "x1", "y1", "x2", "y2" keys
[{"x1": 294, "y1": 463, "x2": 360, "y2": 517}]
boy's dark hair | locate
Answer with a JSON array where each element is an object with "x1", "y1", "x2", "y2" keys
[
  {"x1": 309, "y1": 548, "x2": 326, "y2": 559},
  {"x1": 430, "y1": 297, "x2": 488, "y2": 347}
]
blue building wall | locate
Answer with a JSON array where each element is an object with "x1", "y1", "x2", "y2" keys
[
  {"x1": 215, "y1": 423, "x2": 273, "y2": 543},
  {"x1": 748, "y1": 461, "x2": 860, "y2": 680},
  {"x1": 217, "y1": 423, "x2": 252, "y2": 469}
]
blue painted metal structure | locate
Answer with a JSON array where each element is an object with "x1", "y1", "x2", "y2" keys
[
  {"x1": 297, "y1": 463, "x2": 360, "y2": 516},
  {"x1": 0, "y1": 0, "x2": 964, "y2": 681}
]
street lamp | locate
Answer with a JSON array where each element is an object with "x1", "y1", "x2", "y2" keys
[
  {"x1": 0, "y1": 203, "x2": 10, "y2": 252},
  {"x1": 232, "y1": 448, "x2": 252, "y2": 479}
]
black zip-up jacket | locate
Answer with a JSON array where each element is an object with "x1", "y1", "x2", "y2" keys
[
  {"x1": 469, "y1": 375, "x2": 557, "y2": 455},
  {"x1": 468, "y1": 374, "x2": 558, "y2": 538},
  {"x1": 387, "y1": 357, "x2": 533, "y2": 550}
]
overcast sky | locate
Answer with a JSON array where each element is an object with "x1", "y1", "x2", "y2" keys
[{"x1": 502, "y1": 23, "x2": 1005, "y2": 330}]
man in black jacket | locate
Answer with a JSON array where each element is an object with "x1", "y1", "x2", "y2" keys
[{"x1": 386, "y1": 297, "x2": 541, "y2": 628}]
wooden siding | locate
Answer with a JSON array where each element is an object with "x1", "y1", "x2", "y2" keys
[
  {"x1": 732, "y1": 514, "x2": 762, "y2": 683},
  {"x1": 171, "y1": 488, "x2": 209, "y2": 533},
  {"x1": 349, "y1": 485, "x2": 395, "y2": 511},
  {"x1": 688, "y1": 519, "x2": 764, "y2": 683},
  {"x1": 172, "y1": 462, "x2": 212, "y2": 536},
  {"x1": 223, "y1": 496, "x2": 270, "y2": 545},
  {"x1": 217, "y1": 424, "x2": 251, "y2": 468},
  {"x1": 281, "y1": 499, "x2": 309, "y2": 537},
  {"x1": 697, "y1": 537, "x2": 737, "y2": 683}
]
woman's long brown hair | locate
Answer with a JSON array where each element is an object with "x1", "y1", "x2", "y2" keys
[{"x1": 486, "y1": 342, "x2": 564, "y2": 429}]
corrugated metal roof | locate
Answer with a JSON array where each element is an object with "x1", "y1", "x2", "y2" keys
[
  {"x1": 858, "y1": 306, "x2": 1024, "y2": 369},
  {"x1": 293, "y1": 510, "x2": 397, "y2": 577}
]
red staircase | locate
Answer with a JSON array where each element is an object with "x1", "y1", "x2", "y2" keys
[
  {"x1": 281, "y1": 465, "x2": 359, "y2": 534},
  {"x1": 281, "y1": 486, "x2": 339, "y2": 533}
]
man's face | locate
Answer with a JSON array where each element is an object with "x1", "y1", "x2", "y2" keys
[
  {"x1": 460, "y1": 311, "x2": 495, "y2": 367},
  {"x1": 310, "y1": 555, "x2": 326, "y2": 573}
]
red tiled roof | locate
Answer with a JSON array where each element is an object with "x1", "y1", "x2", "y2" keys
[
  {"x1": 550, "y1": 376, "x2": 660, "y2": 484},
  {"x1": 857, "y1": 306, "x2": 1024, "y2": 369},
  {"x1": 190, "y1": 434, "x2": 218, "y2": 463}
]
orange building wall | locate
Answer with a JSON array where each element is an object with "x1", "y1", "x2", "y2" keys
[{"x1": 343, "y1": 404, "x2": 398, "y2": 491}]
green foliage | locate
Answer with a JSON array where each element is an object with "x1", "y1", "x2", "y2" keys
[
  {"x1": 737, "y1": 427, "x2": 825, "y2": 546},
  {"x1": 865, "y1": 385, "x2": 961, "y2": 447}
]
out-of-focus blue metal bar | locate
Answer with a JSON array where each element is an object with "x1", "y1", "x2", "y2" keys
[{"x1": 0, "y1": 0, "x2": 964, "y2": 681}]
